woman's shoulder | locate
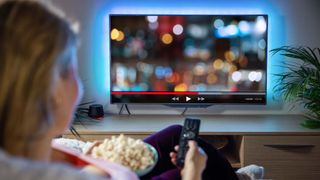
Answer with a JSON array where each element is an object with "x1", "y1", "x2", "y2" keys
[{"x1": 0, "y1": 149, "x2": 106, "y2": 180}]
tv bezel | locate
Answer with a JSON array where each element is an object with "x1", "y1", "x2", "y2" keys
[{"x1": 109, "y1": 14, "x2": 268, "y2": 105}]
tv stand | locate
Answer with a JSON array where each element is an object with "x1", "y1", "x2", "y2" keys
[
  {"x1": 164, "y1": 104, "x2": 211, "y2": 115},
  {"x1": 118, "y1": 104, "x2": 131, "y2": 115},
  {"x1": 65, "y1": 114, "x2": 320, "y2": 179}
]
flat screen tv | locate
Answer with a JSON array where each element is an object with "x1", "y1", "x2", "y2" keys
[{"x1": 110, "y1": 15, "x2": 268, "y2": 105}]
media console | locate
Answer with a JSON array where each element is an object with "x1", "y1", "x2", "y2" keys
[{"x1": 64, "y1": 114, "x2": 320, "y2": 180}]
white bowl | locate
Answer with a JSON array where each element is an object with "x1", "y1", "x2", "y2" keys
[{"x1": 135, "y1": 143, "x2": 158, "y2": 177}]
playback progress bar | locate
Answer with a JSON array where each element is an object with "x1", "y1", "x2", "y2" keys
[{"x1": 111, "y1": 91, "x2": 266, "y2": 104}]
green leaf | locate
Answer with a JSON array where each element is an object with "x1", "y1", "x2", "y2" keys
[{"x1": 301, "y1": 119, "x2": 320, "y2": 129}]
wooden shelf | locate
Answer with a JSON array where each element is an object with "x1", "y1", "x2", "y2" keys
[
  {"x1": 67, "y1": 114, "x2": 320, "y2": 135},
  {"x1": 200, "y1": 135, "x2": 241, "y2": 169},
  {"x1": 223, "y1": 150, "x2": 241, "y2": 169}
]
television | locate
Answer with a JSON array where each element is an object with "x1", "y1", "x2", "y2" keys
[{"x1": 110, "y1": 15, "x2": 268, "y2": 105}]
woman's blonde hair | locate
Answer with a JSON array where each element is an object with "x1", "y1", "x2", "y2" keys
[{"x1": 0, "y1": 0, "x2": 77, "y2": 155}]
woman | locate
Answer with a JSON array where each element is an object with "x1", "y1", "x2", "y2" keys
[{"x1": 0, "y1": 1, "x2": 238, "y2": 180}]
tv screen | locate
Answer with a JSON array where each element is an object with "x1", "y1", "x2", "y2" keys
[{"x1": 110, "y1": 15, "x2": 267, "y2": 104}]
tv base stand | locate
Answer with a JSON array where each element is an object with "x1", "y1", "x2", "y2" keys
[
  {"x1": 181, "y1": 107, "x2": 188, "y2": 115},
  {"x1": 118, "y1": 104, "x2": 131, "y2": 115}
]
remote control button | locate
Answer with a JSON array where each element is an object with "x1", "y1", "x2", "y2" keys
[
  {"x1": 183, "y1": 132, "x2": 195, "y2": 139},
  {"x1": 187, "y1": 131, "x2": 195, "y2": 139}
]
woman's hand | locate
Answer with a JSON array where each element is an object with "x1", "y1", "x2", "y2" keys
[
  {"x1": 182, "y1": 141, "x2": 207, "y2": 180},
  {"x1": 169, "y1": 141, "x2": 207, "y2": 180},
  {"x1": 83, "y1": 141, "x2": 102, "y2": 155},
  {"x1": 82, "y1": 141, "x2": 112, "y2": 177}
]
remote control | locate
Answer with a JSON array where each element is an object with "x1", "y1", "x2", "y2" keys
[{"x1": 176, "y1": 118, "x2": 201, "y2": 167}]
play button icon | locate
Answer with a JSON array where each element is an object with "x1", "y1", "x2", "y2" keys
[{"x1": 186, "y1": 96, "x2": 191, "y2": 102}]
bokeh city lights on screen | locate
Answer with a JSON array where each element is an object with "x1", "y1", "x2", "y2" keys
[{"x1": 110, "y1": 15, "x2": 267, "y2": 93}]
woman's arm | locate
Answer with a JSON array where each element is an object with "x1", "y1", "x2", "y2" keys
[
  {"x1": 51, "y1": 145, "x2": 110, "y2": 177},
  {"x1": 51, "y1": 142, "x2": 138, "y2": 180}
]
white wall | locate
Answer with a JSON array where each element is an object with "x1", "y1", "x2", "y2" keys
[
  {"x1": 52, "y1": 0, "x2": 320, "y2": 115},
  {"x1": 51, "y1": 0, "x2": 96, "y2": 102},
  {"x1": 269, "y1": 0, "x2": 320, "y2": 47}
]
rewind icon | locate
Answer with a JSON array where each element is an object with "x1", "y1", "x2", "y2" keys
[{"x1": 172, "y1": 97, "x2": 180, "y2": 101}]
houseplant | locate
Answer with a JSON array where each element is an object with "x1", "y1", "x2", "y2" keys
[{"x1": 271, "y1": 46, "x2": 320, "y2": 129}]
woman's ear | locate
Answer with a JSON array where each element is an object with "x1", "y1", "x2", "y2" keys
[
  {"x1": 51, "y1": 77, "x2": 64, "y2": 109},
  {"x1": 49, "y1": 76, "x2": 71, "y2": 136},
  {"x1": 52, "y1": 96, "x2": 62, "y2": 109}
]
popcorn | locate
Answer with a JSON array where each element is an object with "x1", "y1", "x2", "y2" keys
[{"x1": 91, "y1": 134, "x2": 155, "y2": 171}]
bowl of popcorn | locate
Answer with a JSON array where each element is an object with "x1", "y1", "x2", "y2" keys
[{"x1": 90, "y1": 134, "x2": 158, "y2": 177}]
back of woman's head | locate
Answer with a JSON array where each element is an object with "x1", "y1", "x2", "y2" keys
[{"x1": 0, "y1": 0, "x2": 77, "y2": 155}]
